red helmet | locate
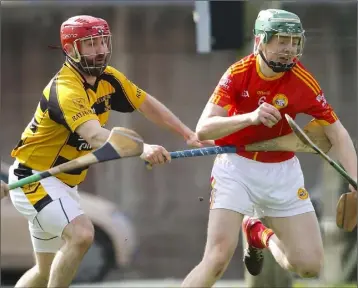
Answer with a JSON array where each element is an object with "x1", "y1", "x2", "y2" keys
[{"x1": 60, "y1": 15, "x2": 112, "y2": 76}]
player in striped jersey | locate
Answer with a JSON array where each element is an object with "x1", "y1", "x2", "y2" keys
[
  {"x1": 182, "y1": 9, "x2": 357, "y2": 287},
  {"x1": 7, "y1": 15, "x2": 204, "y2": 288}
]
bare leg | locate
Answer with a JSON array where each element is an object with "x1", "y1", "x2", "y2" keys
[
  {"x1": 15, "y1": 253, "x2": 55, "y2": 288},
  {"x1": 181, "y1": 209, "x2": 243, "y2": 287},
  {"x1": 266, "y1": 234, "x2": 294, "y2": 271},
  {"x1": 47, "y1": 215, "x2": 94, "y2": 287},
  {"x1": 265, "y1": 212, "x2": 324, "y2": 278}
]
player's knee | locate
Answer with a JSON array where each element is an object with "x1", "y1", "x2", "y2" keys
[
  {"x1": 63, "y1": 216, "x2": 94, "y2": 251},
  {"x1": 297, "y1": 262, "x2": 322, "y2": 278},
  {"x1": 290, "y1": 253, "x2": 323, "y2": 278},
  {"x1": 72, "y1": 224, "x2": 94, "y2": 251}
]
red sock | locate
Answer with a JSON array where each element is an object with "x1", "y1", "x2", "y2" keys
[{"x1": 250, "y1": 222, "x2": 274, "y2": 249}]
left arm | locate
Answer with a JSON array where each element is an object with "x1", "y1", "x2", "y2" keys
[
  {"x1": 303, "y1": 89, "x2": 357, "y2": 191},
  {"x1": 138, "y1": 94, "x2": 195, "y2": 142},
  {"x1": 323, "y1": 121, "x2": 357, "y2": 189},
  {"x1": 109, "y1": 68, "x2": 203, "y2": 147}
]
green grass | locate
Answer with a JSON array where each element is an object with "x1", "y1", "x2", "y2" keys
[{"x1": 294, "y1": 282, "x2": 357, "y2": 288}]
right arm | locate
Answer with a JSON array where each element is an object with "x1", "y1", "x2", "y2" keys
[
  {"x1": 196, "y1": 67, "x2": 253, "y2": 141},
  {"x1": 196, "y1": 103, "x2": 253, "y2": 141},
  {"x1": 54, "y1": 81, "x2": 170, "y2": 165},
  {"x1": 53, "y1": 83, "x2": 111, "y2": 150},
  {"x1": 75, "y1": 120, "x2": 171, "y2": 165},
  {"x1": 75, "y1": 120, "x2": 110, "y2": 149},
  {"x1": 196, "y1": 68, "x2": 281, "y2": 141}
]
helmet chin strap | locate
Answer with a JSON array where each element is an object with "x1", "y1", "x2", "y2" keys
[
  {"x1": 67, "y1": 57, "x2": 105, "y2": 77},
  {"x1": 259, "y1": 50, "x2": 295, "y2": 73}
]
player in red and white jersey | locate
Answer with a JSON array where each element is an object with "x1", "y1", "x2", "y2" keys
[
  {"x1": 211, "y1": 53, "x2": 338, "y2": 163},
  {"x1": 182, "y1": 9, "x2": 357, "y2": 287}
]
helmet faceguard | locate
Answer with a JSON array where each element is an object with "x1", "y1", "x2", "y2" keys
[
  {"x1": 60, "y1": 15, "x2": 112, "y2": 77},
  {"x1": 253, "y1": 9, "x2": 305, "y2": 73}
]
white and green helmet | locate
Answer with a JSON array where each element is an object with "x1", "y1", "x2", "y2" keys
[{"x1": 253, "y1": 9, "x2": 305, "y2": 72}]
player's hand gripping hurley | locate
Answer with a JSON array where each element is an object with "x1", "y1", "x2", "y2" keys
[
  {"x1": 6, "y1": 127, "x2": 144, "y2": 191},
  {"x1": 145, "y1": 119, "x2": 332, "y2": 168},
  {"x1": 285, "y1": 114, "x2": 357, "y2": 232},
  {"x1": 285, "y1": 114, "x2": 357, "y2": 189}
]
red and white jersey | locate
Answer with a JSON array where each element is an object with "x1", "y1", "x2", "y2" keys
[{"x1": 210, "y1": 53, "x2": 338, "y2": 163}]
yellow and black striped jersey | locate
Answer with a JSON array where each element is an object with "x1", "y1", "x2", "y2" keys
[{"x1": 11, "y1": 62, "x2": 146, "y2": 187}]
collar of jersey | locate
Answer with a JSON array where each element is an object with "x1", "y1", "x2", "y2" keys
[
  {"x1": 64, "y1": 61, "x2": 100, "y2": 91},
  {"x1": 64, "y1": 61, "x2": 87, "y2": 84},
  {"x1": 255, "y1": 55, "x2": 285, "y2": 81}
]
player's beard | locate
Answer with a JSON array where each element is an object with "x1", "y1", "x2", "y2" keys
[{"x1": 79, "y1": 54, "x2": 110, "y2": 77}]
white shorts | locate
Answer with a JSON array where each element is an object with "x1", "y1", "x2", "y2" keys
[
  {"x1": 8, "y1": 160, "x2": 84, "y2": 253},
  {"x1": 210, "y1": 154, "x2": 314, "y2": 217}
]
